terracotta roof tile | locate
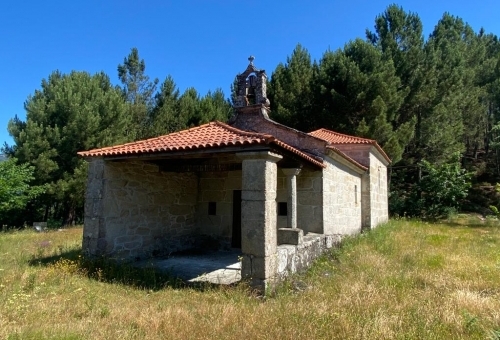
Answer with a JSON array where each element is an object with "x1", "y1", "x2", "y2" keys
[
  {"x1": 78, "y1": 122, "x2": 325, "y2": 168},
  {"x1": 309, "y1": 128, "x2": 375, "y2": 144},
  {"x1": 78, "y1": 122, "x2": 269, "y2": 157},
  {"x1": 309, "y1": 128, "x2": 391, "y2": 163}
]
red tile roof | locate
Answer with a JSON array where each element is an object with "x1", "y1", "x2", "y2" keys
[
  {"x1": 309, "y1": 128, "x2": 391, "y2": 163},
  {"x1": 78, "y1": 122, "x2": 325, "y2": 168},
  {"x1": 309, "y1": 128, "x2": 376, "y2": 144}
]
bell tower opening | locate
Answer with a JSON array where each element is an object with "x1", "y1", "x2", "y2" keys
[
  {"x1": 245, "y1": 73, "x2": 257, "y2": 105},
  {"x1": 233, "y1": 56, "x2": 270, "y2": 108}
]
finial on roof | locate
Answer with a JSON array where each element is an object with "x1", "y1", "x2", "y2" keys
[{"x1": 248, "y1": 55, "x2": 255, "y2": 65}]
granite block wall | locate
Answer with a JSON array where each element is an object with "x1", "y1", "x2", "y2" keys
[
  {"x1": 83, "y1": 159, "x2": 199, "y2": 260},
  {"x1": 369, "y1": 153, "x2": 389, "y2": 228},
  {"x1": 277, "y1": 233, "x2": 342, "y2": 279},
  {"x1": 330, "y1": 144, "x2": 389, "y2": 229},
  {"x1": 296, "y1": 169, "x2": 324, "y2": 234},
  {"x1": 322, "y1": 156, "x2": 363, "y2": 235},
  {"x1": 196, "y1": 169, "x2": 242, "y2": 246}
]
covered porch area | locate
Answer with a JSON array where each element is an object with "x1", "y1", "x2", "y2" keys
[{"x1": 83, "y1": 150, "x2": 325, "y2": 290}]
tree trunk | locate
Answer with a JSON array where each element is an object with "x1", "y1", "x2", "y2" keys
[{"x1": 64, "y1": 204, "x2": 76, "y2": 226}]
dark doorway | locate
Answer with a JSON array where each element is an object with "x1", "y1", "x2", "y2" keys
[{"x1": 232, "y1": 190, "x2": 242, "y2": 248}]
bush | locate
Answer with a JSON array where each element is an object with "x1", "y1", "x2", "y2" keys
[
  {"x1": 0, "y1": 158, "x2": 46, "y2": 227},
  {"x1": 390, "y1": 153, "x2": 472, "y2": 218}
]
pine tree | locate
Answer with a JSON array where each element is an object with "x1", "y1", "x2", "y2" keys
[
  {"x1": 198, "y1": 89, "x2": 232, "y2": 124},
  {"x1": 118, "y1": 47, "x2": 158, "y2": 140},
  {"x1": 5, "y1": 71, "x2": 129, "y2": 225},
  {"x1": 150, "y1": 75, "x2": 181, "y2": 136},
  {"x1": 268, "y1": 44, "x2": 316, "y2": 130},
  {"x1": 314, "y1": 39, "x2": 413, "y2": 163}
]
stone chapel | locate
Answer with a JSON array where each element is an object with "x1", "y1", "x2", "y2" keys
[{"x1": 78, "y1": 57, "x2": 390, "y2": 290}]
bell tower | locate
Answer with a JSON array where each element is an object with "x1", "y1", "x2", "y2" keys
[{"x1": 233, "y1": 56, "x2": 270, "y2": 108}]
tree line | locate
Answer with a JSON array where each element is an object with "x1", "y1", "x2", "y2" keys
[
  {"x1": 2, "y1": 48, "x2": 231, "y2": 226},
  {"x1": 2, "y1": 5, "x2": 500, "y2": 226},
  {"x1": 267, "y1": 5, "x2": 500, "y2": 217}
]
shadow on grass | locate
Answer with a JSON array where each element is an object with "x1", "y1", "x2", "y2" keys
[{"x1": 28, "y1": 248, "x2": 233, "y2": 292}]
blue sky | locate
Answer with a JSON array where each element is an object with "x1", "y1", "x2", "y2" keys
[{"x1": 1, "y1": 0, "x2": 499, "y2": 148}]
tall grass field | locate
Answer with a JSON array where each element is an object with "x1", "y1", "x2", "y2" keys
[{"x1": 1, "y1": 218, "x2": 499, "y2": 339}]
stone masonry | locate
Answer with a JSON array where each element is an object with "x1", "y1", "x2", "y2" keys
[
  {"x1": 369, "y1": 152, "x2": 389, "y2": 228},
  {"x1": 333, "y1": 144, "x2": 389, "y2": 229},
  {"x1": 322, "y1": 156, "x2": 363, "y2": 235},
  {"x1": 238, "y1": 151, "x2": 282, "y2": 289},
  {"x1": 196, "y1": 169, "x2": 242, "y2": 246},
  {"x1": 83, "y1": 159, "x2": 199, "y2": 260}
]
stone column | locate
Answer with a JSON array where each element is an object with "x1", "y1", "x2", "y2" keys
[
  {"x1": 278, "y1": 168, "x2": 303, "y2": 246},
  {"x1": 282, "y1": 168, "x2": 301, "y2": 229},
  {"x1": 237, "y1": 151, "x2": 282, "y2": 290},
  {"x1": 82, "y1": 158, "x2": 106, "y2": 256}
]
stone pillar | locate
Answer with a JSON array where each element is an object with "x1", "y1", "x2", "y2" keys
[
  {"x1": 278, "y1": 168, "x2": 303, "y2": 246},
  {"x1": 237, "y1": 151, "x2": 282, "y2": 291},
  {"x1": 82, "y1": 158, "x2": 106, "y2": 256},
  {"x1": 282, "y1": 168, "x2": 301, "y2": 229}
]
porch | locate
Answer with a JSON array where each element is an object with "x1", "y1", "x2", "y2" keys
[{"x1": 84, "y1": 147, "x2": 325, "y2": 290}]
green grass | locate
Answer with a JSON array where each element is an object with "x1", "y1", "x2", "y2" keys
[{"x1": 1, "y1": 219, "x2": 500, "y2": 339}]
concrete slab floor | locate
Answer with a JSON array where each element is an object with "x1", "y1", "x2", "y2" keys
[{"x1": 137, "y1": 250, "x2": 242, "y2": 285}]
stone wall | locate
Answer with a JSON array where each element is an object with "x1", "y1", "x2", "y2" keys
[
  {"x1": 83, "y1": 159, "x2": 199, "y2": 260},
  {"x1": 277, "y1": 162, "x2": 362, "y2": 236},
  {"x1": 296, "y1": 169, "x2": 324, "y2": 233},
  {"x1": 277, "y1": 233, "x2": 341, "y2": 279},
  {"x1": 196, "y1": 169, "x2": 242, "y2": 246},
  {"x1": 368, "y1": 153, "x2": 389, "y2": 228},
  {"x1": 331, "y1": 144, "x2": 389, "y2": 229},
  {"x1": 231, "y1": 105, "x2": 327, "y2": 158},
  {"x1": 333, "y1": 144, "x2": 371, "y2": 168},
  {"x1": 82, "y1": 159, "x2": 105, "y2": 256},
  {"x1": 322, "y1": 156, "x2": 363, "y2": 235},
  {"x1": 358, "y1": 149, "x2": 390, "y2": 229}
]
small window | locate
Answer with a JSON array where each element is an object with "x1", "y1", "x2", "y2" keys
[
  {"x1": 278, "y1": 202, "x2": 288, "y2": 216},
  {"x1": 208, "y1": 202, "x2": 216, "y2": 215},
  {"x1": 355, "y1": 185, "x2": 358, "y2": 204}
]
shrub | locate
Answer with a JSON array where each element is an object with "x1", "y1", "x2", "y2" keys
[{"x1": 390, "y1": 152, "x2": 472, "y2": 218}]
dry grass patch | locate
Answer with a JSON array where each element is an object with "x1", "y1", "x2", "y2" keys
[{"x1": 1, "y1": 220, "x2": 500, "y2": 339}]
